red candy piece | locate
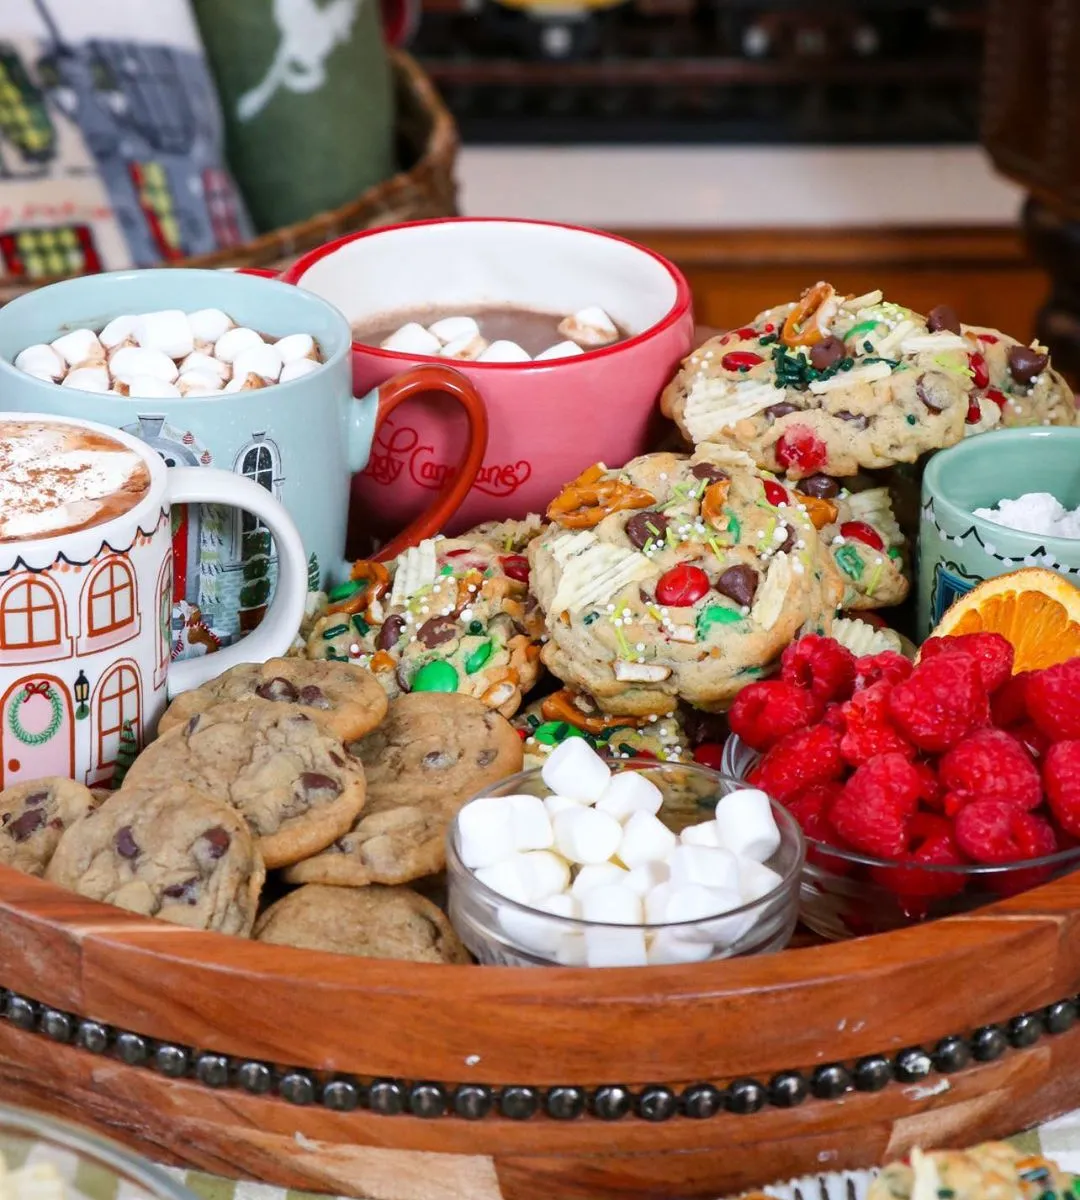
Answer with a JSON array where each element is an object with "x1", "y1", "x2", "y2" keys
[
  {"x1": 748, "y1": 724, "x2": 844, "y2": 803},
  {"x1": 775, "y1": 426, "x2": 828, "y2": 473},
  {"x1": 966, "y1": 397, "x2": 983, "y2": 425},
  {"x1": 780, "y1": 635, "x2": 856, "y2": 704},
  {"x1": 655, "y1": 564, "x2": 710, "y2": 607},
  {"x1": 838, "y1": 681, "x2": 915, "y2": 767},
  {"x1": 445, "y1": 548, "x2": 471, "y2": 558},
  {"x1": 954, "y1": 800, "x2": 1057, "y2": 865},
  {"x1": 978, "y1": 333, "x2": 999, "y2": 345},
  {"x1": 763, "y1": 480, "x2": 789, "y2": 507},
  {"x1": 991, "y1": 670, "x2": 1033, "y2": 727},
  {"x1": 969, "y1": 352, "x2": 990, "y2": 389},
  {"x1": 854, "y1": 651, "x2": 913, "y2": 691},
  {"x1": 938, "y1": 728, "x2": 1041, "y2": 815},
  {"x1": 887, "y1": 653, "x2": 987, "y2": 753},
  {"x1": 728, "y1": 680, "x2": 823, "y2": 752},
  {"x1": 986, "y1": 388, "x2": 1008, "y2": 410},
  {"x1": 920, "y1": 632, "x2": 1014, "y2": 694},
  {"x1": 721, "y1": 351, "x2": 764, "y2": 372},
  {"x1": 829, "y1": 753, "x2": 923, "y2": 858},
  {"x1": 499, "y1": 554, "x2": 530, "y2": 583},
  {"x1": 723, "y1": 325, "x2": 759, "y2": 343},
  {"x1": 839, "y1": 521, "x2": 885, "y2": 552},
  {"x1": 1044, "y1": 741, "x2": 1080, "y2": 837},
  {"x1": 870, "y1": 813, "x2": 967, "y2": 901},
  {"x1": 1027, "y1": 660, "x2": 1080, "y2": 742},
  {"x1": 692, "y1": 742, "x2": 724, "y2": 771}
]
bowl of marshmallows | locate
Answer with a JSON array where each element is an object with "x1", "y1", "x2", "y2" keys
[{"x1": 447, "y1": 739, "x2": 805, "y2": 968}]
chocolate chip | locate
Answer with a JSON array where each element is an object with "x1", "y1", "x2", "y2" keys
[
  {"x1": 377, "y1": 615, "x2": 406, "y2": 652},
  {"x1": 776, "y1": 525, "x2": 798, "y2": 555},
  {"x1": 297, "y1": 685, "x2": 330, "y2": 708},
  {"x1": 162, "y1": 878, "x2": 198, "y2": 904},
  {"x1": 24, "y1": 790, "x2": 47, "y2": 807},
  {"x1": 115, "y1": 826, "x2": 139, "y2": 859},
  {"x1": 765, "y1": 403, "x2": 798, "y2": 421},
  {"x1": 422, "y1": 750, "x2": 454, "y2": 769},
  {"x1": 798, "y1": 473, "x2": 840, "y2": 499},
  {"x1": 185, "y1": 715, "x2": 201, "y2": 735},
  {"x1": 477, "y1": 748, "x2": 497, "y2": 767},
  {"x1": 48, "y1": 818, "x2": 63, "y2": 830},
  {"x1": 7, "y1": 808, "x2": 45, "y2": 843},
  {"x1": 715, "y1": 565, "x2": 759, "y2": 608},
  {"x1": 682, "y1": 707, "x2": 728, "y2": 748},
  {"x1": 298, "y1": 772, "x2": 342, "y2": 802},
  {"x1": 809, "y1": 336, "x2": 845, "y2": 371},
  {"x1": 396, "y1": 663, "x2": 413, "y2": 693},
  {"x1": 690, "y1": 463, "x2": 730, "y2": 485},
  {"x1": 255, "y1": 677, "x2": 299, "y2": 703},
  {"x1": 1007, "y1": 344, "x2": 1049, "y2": 385},
  {"x1": 200, "y1": 827, "x2": 231, "y2": 860},
  {"x1": 329, "y1": 750, "x2": 345, "y2": 767},
  {"x1": 834, "y1": 410, "x2": 869, "y2": 430},
  {"x1": 418, "y1": 616, "x2": 458, "y2": 648},
  {"x1": 927, "y1": 304, "x2": 961, "y2": 335},
  {"x1": 625, "y1": 511, "x2": 669, "y2": 550},
  {"x1": 916, "y1": 373, "x2": 949, "y2": 412}
]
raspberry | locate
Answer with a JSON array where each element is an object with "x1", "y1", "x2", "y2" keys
[
  {"x1": 987, "y1": 814, "x2": 1059, "y2": 897},
  {"x1": 780, "y1": 635, "x2": 856, "y2": 703},
  {"x1": 887, "y1": 653, "x2": 987, "y2": 753},
  {"x1": 1012, "y1": 721, "x2": 1051, "y2": 761},
  {"x1": 785, "y1": 782, "x2": 853, "y2": 875},
  {"x1": 838, "y1": 681, "x2": 915, "y2": 766},
  {"x1": 938, "y1": 728, "x2": 1041, "y2": 815},
  {"x1": 728, "y1": 680, "x2": 822, "y2": 751},
  {"x1": 854, "y1": 652, "x2": 912, "y2": 691},
  {"x1": 691, "y1": 742, "x2": 724, "y2": 771},
  {"x1": 912, "y1": 759, "x2": 944, "y2": 809},
  {"x1": 1043, "y1": 741, "x2": 1080, "y2": 837},
  {"x1": 920, "y1": 633, "x2": 1014, "y2": 694},
  {"x1": 1027, "y1": 660, "x2": 1080, "y2": 742},
  {"x1": 775, "y1": 425, "x2": 827, "y2": 473},
  {"x1": 829, "y1": 753, "x2": 922, "y2": 858},
  {"x1": 991, "y1": 670, "x2": 1034, "y2": 727},
  {"x1": 748, "y1": 724, "x2": 844, "y2": 803},
  {"x1": 953, "y1": 800, "x2": 1057, "y2": 864},
  {"x1": 870, "y1": 813, "x2": 967, "y2": 902}
]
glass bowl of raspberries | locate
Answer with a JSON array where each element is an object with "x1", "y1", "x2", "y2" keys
[{"x1": 722, "y1": 633, "x2": 1080, "y2": 940}]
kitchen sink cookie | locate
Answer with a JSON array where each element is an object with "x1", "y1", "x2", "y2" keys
[
  {"x1": 661, "y1": 284, "x2": 975, "y2": 478},
  {"x1": 305, "y1": 520, "x2": 547, "y2": 718},
  {"x1": 284, "y1": 693, "x2": 522, "y2": 887},
  {"x1": 870, "y1": 1143, "x2": 1071, "y2": 1200},
  {"x1": 156, "y1": 657, "x2": 388, "y2": 742},
  {"x1": 46, "y1": 783, "x2": 264, "y2": 936},
  {"x1": 529, "y1": 448, "x2": 844, "y2": 715},
  {"x1": 960, "y1": 324, "x2": 1075, "y2": 433},
  {"x1": 0, "y1": 777, "x2": 102, "y2": 877},
  {"x1": 254, "y1": 883, "x2": 469, "y2": 963},
  {"x1": 122, "y1": 699, "x2": 366, "y2": 869}
]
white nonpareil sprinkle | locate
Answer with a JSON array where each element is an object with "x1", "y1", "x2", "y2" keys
[{"x1": 974, "y1": 492, "x2": 1080, "y2": 540}]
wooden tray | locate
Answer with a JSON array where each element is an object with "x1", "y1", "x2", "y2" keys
[{"x1": 1, "y1": 863, "x2": 1079, "y2": 1200}]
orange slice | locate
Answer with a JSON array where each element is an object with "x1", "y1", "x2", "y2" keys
[{"x1": 928, "y1": 567, "x2": 1080, "y2": 672}]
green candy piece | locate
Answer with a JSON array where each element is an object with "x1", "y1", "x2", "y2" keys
[
  {"x1": 411, "y1": 660, "x2": 459, "y2": 693},
  {"x1": 327, "y1": 579, "x2": 363, "y2": 602},
  {"x1": 534, "y1": 721, "x2": 585, "y2": 746},
  {"x1": 439, "y1": 564, "x2": 454, "y2": 575},
  {"x1": 320, "y1": 623, "x2": 349, "y2": 639},
  {"x1": 465, "y1": 640, "x2": 494, "y2": 675},
  {"x1": 696, "y1": 604, "x2": 743, "y2": 638},
  {"x1": 726, "y1": 513, "x2": 741, "y2": 542},
  {"x1": 350, "y1": 614, "x2": 370, "y2": 636},
  {"x1": 835, "y1": 544, "x2": 865, "y2": 580}
]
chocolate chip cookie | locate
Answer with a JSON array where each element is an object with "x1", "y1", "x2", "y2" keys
[
  {"x1": 305, "y1": 518, "x2": 547, "y2": 718},
  {"x1": 46, "y1": 783, "x2": 264, "y2": 935},
  {"x1": 0, "y1": 777, "x2": 102, "y2": 877},
  {"x1": 284, "y1": 693, "x2": 522, "y2": 888},
  {"x1": 529, "y1": 448, "x2": 844, "y2": 715},
  {"x1": 122, "y1": 699, "x2": 366, "y2": 869},
  {"x1": 253, "y1": 883, "x2": 469, "y2": 963},
  {"x1": 156, "y1": 657, "x2": 388, "y2": 742},
  {"x1": 960, "y1": 324, "x2": 1075, "y2": 434}
]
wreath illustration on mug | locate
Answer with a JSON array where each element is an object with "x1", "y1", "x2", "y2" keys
[{"x1": 8, "y1": 682, "x2": 64, "y2": 747}]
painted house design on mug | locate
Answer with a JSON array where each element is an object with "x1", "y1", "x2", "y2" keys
[{"x1": 0, "y1": 512, "x2": 171, "y2": 790}]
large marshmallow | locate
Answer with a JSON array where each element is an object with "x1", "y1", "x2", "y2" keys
[
  {"x1": 232, "y1": 342, "x2": 283, "y2": 383},
  {"x1": 274, "y1": 332, "x2": 317, "y2": 363},
  {"x1": 439, "y1": 332, "x2": 488, "y2": 361},
  {"x1": 380, "y1": 322, "x2": 441, "y2": 356},
  {"x1": 214, "y1": 326, "x2": 266, "y2": 363},
  {"x1": 61, "y1": 366, "x2": 110, "y2": 394},
  {"x1": 664, "y1": 883, "x2": 739, "y2": 924},
  {"x1": 223, "y1": 372, "x2": 266, "y2": 393},
  {"x1": 738, "y1": 858, "x2": 784, "y2": 905},
  {"x1": 428, "y1": 315, "x2": 479, "y2": 344},
  {"x1": 668, "y1": 844, "x2": 740, "y2": 892},
  {"x1": 585, "y1": 926, "x2": 647, "y2": 967},
  {"x1": 570, "y1": 862, "x2": 629, "y2": 899},
  {"x1": 521, "y1": 850, "x2": 571, "y2": 899},
  {"x1": 14, "y1": 343, "x2": 65, "y2": 381},
  {"x1": 505, "y1": 794, "x2": 555, "y2": 852},
  {"x1": 457, "y1": 795, "x2": 516, "y2": 868},
  {"x1": 680, "y1": 820, "x2": 723, "y2": 848},
  {"x1": 624, "y1": 860, "x2": 668, "y2": 898},
  {"x1": 647, "y1": 930, "x2": 713, "y2": 965},
  {"x1": 135, "y1": 310, "x2": 194, "y2": 360},
  {"x1": 644, "y1": 881, "x2": 673, "y2": 924},
  {"x1": 188, "y1": 308, "x2": 234, "y2": 344},
  {"x1": 552, "y1": 806, "x2": 622, "y2": 865},
  {"x1": 99, "y1": 314, "x2": 139, "y2": 349},
  {"x1": 558, "y1": 306, "x2": 619, "y2": 348},
  {"x1": 51, "y1": 328, "x2": 104, "y2": 367},
  {"x1": 178, "y1": 371, "x2": 225, "y2": 397},
  {"x1": 541, "y1": 738, "x2": 611, "y2": 803},
  {"x1": 110, "y1": 345, "x2": 179, "y2": 385},
  {"x1": 478, "y1": 340, "x2": 530, "y2": 363},
  {"x1": 595, "y1": 771, "x2": 663, "y2": 821},
  {"x1": 580, "y1": 883, "x2": 642, "y2": 925},
  {"x1": 535, "y1": 340, "x2": 586, "y2": 361},
  {"x1": 126, "y1": 375, "x2": 181, "y2": 399},
  {"x1": 499, "y1": 891, "x2": 577, "y2": 957},
  {"x1": 714, "y1": 788, "x2": 781, "y2": 863},
  {"x1": 545, "y1": 793, "x2": 585, "y2": 819},
  {"x1": 180, "y1": 350, "x2": 230, "y2": 380},
  {"x1": 616, "y1": 810, "x2": 677, "y2": 869},
  {"x1": 280, "y1": 358, "x2": 322, "y2": 382}
]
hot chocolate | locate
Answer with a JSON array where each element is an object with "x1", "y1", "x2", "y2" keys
[{"x1": 0, "y1": 420, "x2": 151, "y2": 542}]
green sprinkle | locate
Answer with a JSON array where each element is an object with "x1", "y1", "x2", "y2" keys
[
  {"x1": 327, "y1": 579, "x2": 363, "y2": 602},
  {"x1": 840, "y1": 357, "x2": 854, "y2": 370},
  {"x1": 439, "y1": 564, "x2": 454, "y2": 575},
  {"x1": 937, "y1": 1189, "x2": 956, "y2": 1198},
  {"x1": 863, "y1": 340, "x2": 874, "y2": 353},
  {"x1": 534, "y1": 720, "x2": 584, "y2": 746},
  {"x1": 320, "y1": 623, "x2": 349, "y2": 639},
  {"x1": 905, "y1": 414, "x2": 917, "y2": 425},
  {"x1": 758, "y1": 333, "x2": 778, "y2": 345},
  {"x1": 835, "y1": 545, "x2": 864, "y2": 580},
  {"x1": 468, "y1": 619, "x2": 484, "y2": 635},
  {"x1": 483, "y1": 567, "x2": 494, "y2": 578},
  {"x1": 888, "y1": 547, "x2": 902, "y2": 561},
  {"x1": 646, "y1": 521, "x2": 661, "y2": 536},
  {"x1": 706, "y1": 536, "x2": 726, "y2": 560},
  {"x1": 526, "y1": 713, "x2": 540, "y2": 729},
  {"x1": 844, "y1": 319, "x2": 880, "y2": 341},
  {"x1": 738, "y1": 665, "x2": 764, "y2": 677},
  {"x1": 1022, "y1": 1170, "x2": 1051, "y2": 1184},
  {"x1": 727, "y1": 513, "x2": 741, "y2": 541},
  {"x1": 350, "y1": 614, "x2": 370, "y2": 636},
  {"x1": 610, "y1": 617, "x2": 633, "y2": 659},
  {"x1": 325, "y1": 651, "x2": 350, "y2": 662},
  {"x1": 697, "y1": 604, "x2": 743, "y2": 638},
  {"x1": 933, "y1": 352, "x2": 973, "y2": 378},
  {"x1": 865, "y1": 562, "x2": 883, "y2": 597},
  {"x1": 617, "y1": 741, "x2": 637, "y2": 757},
  {"x1": 763, "y1": 516, "x2": 777, "y2": 544},
  {"x1": 411, "y1": 660, "x2": 459, "y2": 693},
  {"x1": 465, "y1": 640, "x2": 494, "y2": 674},
  {"x1": 862, "y1": 356, "x2": 900, "y2": 368},
  {"x1": 584, "y1": 611, "x2": 601, "y2": 625}
]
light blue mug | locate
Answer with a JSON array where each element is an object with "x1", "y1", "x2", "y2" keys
[{"x1": 0, "y1": 269, "x2": 487, "y2": 655}]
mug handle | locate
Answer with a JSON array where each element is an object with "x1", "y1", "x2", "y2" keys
[
  {"x1": 164, "y1": 467, "x2": 308, "y2": 698},
  {"x1": 232, "y1": 267, "x2": 279, "y2": 278},
  {"x1": 369, "y1": 364, "x2": 490, "y2": 563}
]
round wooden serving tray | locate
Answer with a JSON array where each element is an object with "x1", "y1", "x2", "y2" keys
[{"x1": 1, "y1": 866, "x2": 1080, "y2": 1200}]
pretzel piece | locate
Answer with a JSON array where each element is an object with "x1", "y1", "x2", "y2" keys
[
  {"x1": 781, "y1": 281, "x2": 839, "y2": 348},
  {"x1": 541, "y1": 688, "x2": 650, "y2": 733},
  {"x1": 547, "y1": 466, "x2": 656, "y2": 529}
]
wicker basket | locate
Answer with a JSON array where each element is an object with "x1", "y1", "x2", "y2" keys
[{"x1": 0, "y1": 50, "x2": 458, "y2": 305}]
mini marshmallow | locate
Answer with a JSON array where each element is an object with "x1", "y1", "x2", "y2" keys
[
  {"x1": 505, "y1": 794, "x2": 555, "y2": 852},
  {"x1": 14, "y1": 343, "x2": 65, "y2": 381},
  {"x1": 644, "y1": 881, "x2": 673, "y2": 924},
  {"x1": 274, "y1": 332, "x2": 317, "y2": 362},
  {"x1": 544, "y1": 794, "x2": 585, "y2": 818},
  {"x1": 110, "y1": 345, "x2": 179, "y2": 385},
  {"x1": 680, "y1": 820, "x2": 723, "y2": 848},
  {"x1": 223, "y1": 372, "x2": 266, "y2": 393},
  {"x1": 475, "y1": 857, "x2": 532, "y2": 905},
  {"x1": 570, "y1": 862, "x2": 629, "y2": 899},
  {"x1": 189, "y1": 308, "x2": 234, "y2": 344},
  {"x1": 478, "y1": 340, "x2": 531, "y2": 363},
  {"x1": 521, "y1": 850, "x2": 571, "y2": 899},
  {"x1": 647, "y1": 930, "x2": 713, "y2": 965},
  {"x1": 556, "y1": 934, "x2": 587, "y2": 966},
  {"x1": 180, "y1": 350, "x2": 230, "y2": 380},
  {"x1": 428, "y1": 316, "x2": 479, "y2": 344},
  {"x1": 616, "y1": 810, "x2": 677, "y2": 869},
  {"x1": 439, "y1": 332, "x2": 488, "y2": 361},
  {"x1": 60, "y1": 366, "x2": 110, "y2": 393},
  {"x1": 126, "y1": 375, "x2": 181, "y2": 399},
  {"x1": 214, "y1": 326, "x2": 266, "y2": 363},
  {"x1": 51, "y1": 328, "x2": 104, "y2": 367},
  {"x1": 714, "y1": 788, "x2": 781, "y2": 863},
  {"x1": 738, "y1": 859, "x2": 784, "y2": 904},
  {"x1": 624, "y1": 860, "x2": 669, "y2": 898},
  {"x1": 457, "y1": 795, "x2": 516, "y2": 868},
  {"x1": 535, "y1": 340, "x2": 586, "y2": 361},
  {"x1": 595, "y1": 771, "x2": 663, "y2": 821},
  {"x1": 232, "y1": 342, "x2": 283, "y2": 383},
  {"x1": 134, "y1": 310, "x2": 194, "y2": 360},
  {"x1": 552, "y1": 806, "x2": 622, "y2": 865},
  {"x1": 499, "y1": 892, "x2": 576, "y2": 956},
  {"x1": 280, "y1": 358, "x2": 322, "y2": 382},
  {"x1": 558, "y1": 306, "x2": 619, "y2": 348},
  {"x1": 541, "y1": 738, "x2": 611, "y2": 802},
  {"x1": 178, "y1": 371, "x2": 224, "y2": 396},
  {"x1": 380, "y1": 322, "x2": 441, "y2": 356},
  {"x1": 668, "y1": 844, "x2": 740, "y2": 892},
  {"x1": 99, "y1": 314, "x2": 140, "y2": 348},
  {"x1": 585, "y1": 926, "x2": 647, "y2": 967}
]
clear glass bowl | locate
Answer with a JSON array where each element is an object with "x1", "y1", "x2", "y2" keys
[
  {"x1": 447, "y1": 760, "x2": 805, "y2": 967},
  {"x1": 0, "y1": 1103, "x2": 197, "y2": 1200},
  {"x1": 722, "y1": 733, "x2": 1080, "y2": 940}
]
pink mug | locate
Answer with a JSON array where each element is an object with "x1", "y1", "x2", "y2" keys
[{"x1": 281, "y1": 218, "x2": 695, "y2": 558}]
